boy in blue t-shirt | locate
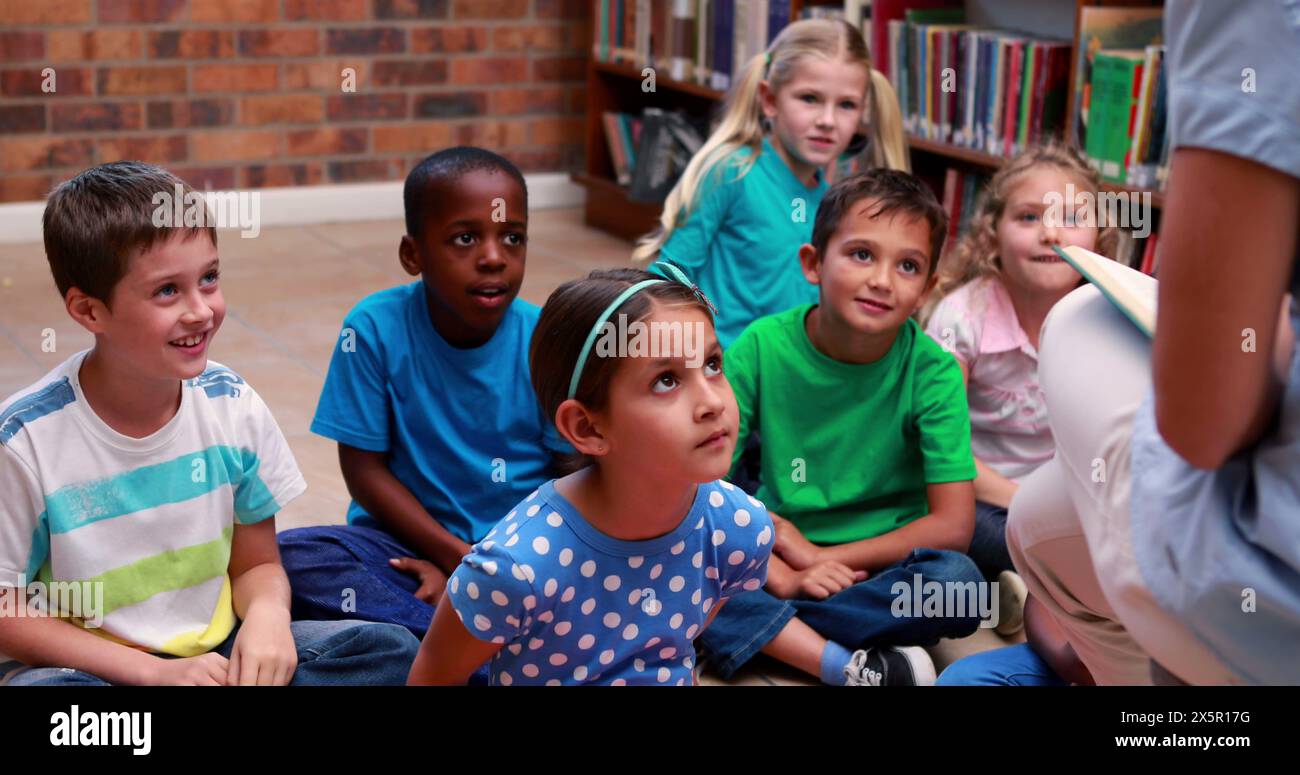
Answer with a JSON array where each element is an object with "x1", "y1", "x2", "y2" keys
[{"x1": 278, "y1": 148, "x2": 571, "y2": 636}]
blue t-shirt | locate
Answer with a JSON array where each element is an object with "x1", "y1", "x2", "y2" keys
[
  {"x1": 311, "y1": 282, "x2": 568, "y2": 544},
  {"x1": 661, "y1": 136, "x2": 828, "y2": 348},
  {"x1": 1129, "y1": 0, "x2": 1300, "y2": 684},
  {"x1": 447, "y1": 479, "x2": 774, "y2": 685}
]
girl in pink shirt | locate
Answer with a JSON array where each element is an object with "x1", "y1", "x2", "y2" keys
[{"x1": 924, "y1": 144, "x2": 1115, "y2": 633}]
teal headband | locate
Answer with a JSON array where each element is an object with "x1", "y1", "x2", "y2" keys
[{"x1": 565, "y1": 261, "x2": 716, "y2": 401}]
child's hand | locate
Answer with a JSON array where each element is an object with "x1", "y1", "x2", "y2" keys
[
  {"x1": 152, "y1": 652, "x2": 230, "y2": 686},
  {"x1": 227, "y1": 605, "x2": 297, "y2": 686},
  {"x1": 794, "y1": 560, "x2": 868, "y2": 600},
  {"x1": 772, "y1": 514, "x2": 822, "y2": 570},
  {"x1": 390, "y1": 557, "x2": 447, "y2": 604}
]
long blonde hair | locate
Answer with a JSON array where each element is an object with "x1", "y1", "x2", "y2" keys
[
  {"x1": 631, "y1": 18, "x2": 908, "y2": 265},
  {"x1": 925, "y1": 142, "x2": 1119, "y2": 319}
]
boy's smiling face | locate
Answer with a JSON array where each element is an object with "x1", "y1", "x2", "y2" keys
[
  {"x1": 400, "y1": 168, "x2": 527, "y2": 348},
  {"x1": 801, "y1": 196, "x2": 938, "y2": 343},
  {"x1": 91, "y1": 231, "x2": 224, "y2": 381}
]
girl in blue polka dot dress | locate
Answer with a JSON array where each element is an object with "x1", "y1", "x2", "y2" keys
[{"x1": 407, "y1": 265, "x2": 774, "y2": 685}]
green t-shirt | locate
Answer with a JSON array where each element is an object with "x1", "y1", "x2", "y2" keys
[{"x1": 726, "y1": 304, "x2": 975, "y2": 544}]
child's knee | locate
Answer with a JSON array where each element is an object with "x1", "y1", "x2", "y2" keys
[{"x1": 911, "y1": 548, "x2": 983, "y2": 587}]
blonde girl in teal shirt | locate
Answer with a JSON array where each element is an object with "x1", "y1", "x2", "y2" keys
[{"x1": 633, "y1": 18, "x2": 908, "y2": 346}]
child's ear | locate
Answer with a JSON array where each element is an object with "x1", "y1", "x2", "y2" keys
[
  {"x1": 757, "y1": 79, "x2": 778, "y2": 120},
  {"x1": 65, "y1": 287, "x2": 110, "y2": 334},
  {"x1": 797, "y1": 243, "x2": 823, "y2": 285},
  {"x1": 553, "y1": 399, "x2": 610, "y2": 458},
  {"x1": 398, "y1": 235, "x2": 421, "y2": 277}
]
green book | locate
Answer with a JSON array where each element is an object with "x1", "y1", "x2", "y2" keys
[
  {"x1": 1016, "y1": 42, "x2": 1038, "y2": 153},
  {"x1": 1086, "y1": 50, "x2": 1144, "y2": 183}
]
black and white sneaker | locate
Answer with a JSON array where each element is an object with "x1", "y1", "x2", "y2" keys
[{"x1": 843, "y1": 646, "x2": 937, "y2": 686}]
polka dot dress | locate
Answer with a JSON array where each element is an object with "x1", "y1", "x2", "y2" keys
[{"x1": 448, "y1": 479, "x2": 773, "y2": 685}]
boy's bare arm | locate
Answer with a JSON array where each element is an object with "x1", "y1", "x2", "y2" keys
[
  {"x1": 338, "y1": 443, "x2": 472, "y2": 574},
  {"x1": 0, "y1": 589, "x2": 229, "y2": 685},
  {"x1": 227, "y1": 519, "x2": 298, "y2": 686},
  {"x1": 818, "y1": 480, "x2": 975, "y2": 573},
  {"x1": 229, "y1": 518, "x2": 292, "y2": 617},
  {"x1": 0, "y1": 591, "x2": 160, "y2": 684}
]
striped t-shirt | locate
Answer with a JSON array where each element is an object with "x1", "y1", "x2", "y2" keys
[{"x1": 0, "y1": 351, "x2": 306, "y2": 657}]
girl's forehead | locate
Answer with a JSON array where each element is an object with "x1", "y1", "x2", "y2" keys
[
  {"x1": 780, "y1": 56, "x2": 869, "y2": 95},
  {"x1": 1004, "y1": 166, "x2": 1091, "y2": 206}
]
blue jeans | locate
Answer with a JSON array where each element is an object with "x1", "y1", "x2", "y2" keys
[
  {"x1": 697, "y1": 548, "x2": 984, "y2": 680},
  {"x1": 6, "y1": 619, "x2": 419, "y2": 686},
  {"x1": 969, "y1": 500, "x2": 1014, "y2": 580},
  {"x1": 278, "y1": 524, "x2": 438, "y2": 638},
  {"x1": 278, "y1": 524, "x2": 491, "y2": 685},
  {"x1": 936, "y1": 643, "x2": 1067, "y2": 686}
]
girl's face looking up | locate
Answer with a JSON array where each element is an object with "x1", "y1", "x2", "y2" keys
[
  {"x1": 762, "y1": 57, "x2": 869, "y2": 185},
  {"x1": 589, "y1": 303, "x2": 738, "y2": 486}
]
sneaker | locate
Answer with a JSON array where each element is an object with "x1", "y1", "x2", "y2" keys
[
  {"x1": 995, "y1": 570, "x2": 1028, "y2": 637},
  {"x1": 843, "y1": 646, "x2": 936, "y2": 686}
]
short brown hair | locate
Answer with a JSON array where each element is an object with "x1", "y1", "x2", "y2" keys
[
  {"x1": 810, "y1": 169, "x2": 948, "y2": 274},
  {"x1": 530, "y1": 267, "x2": 714, "y2": 426},
  {"x1": 42, "y1": 161, "x2": 216, "y2": 305}
]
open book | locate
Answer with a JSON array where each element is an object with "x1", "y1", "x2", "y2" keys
[{"x1": 1053, "y1": 244, "x2": 1157, "y2": 337}]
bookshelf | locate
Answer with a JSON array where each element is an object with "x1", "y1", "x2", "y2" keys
[{"x1": 574, "y1": 0, "x2": 1167, "y2": 241}]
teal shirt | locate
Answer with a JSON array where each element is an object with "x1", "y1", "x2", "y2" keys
[{"x1": 661, "y1": 136, "x2": 827, "y2": 348}]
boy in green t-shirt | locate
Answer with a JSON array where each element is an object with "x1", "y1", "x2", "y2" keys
[{"x1": 697, "y1": 170, "x2": 983, "y2": 686}]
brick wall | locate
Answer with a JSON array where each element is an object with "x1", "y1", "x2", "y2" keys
[{"x1": 0, "y1": 0, "x2": 590, "y2": 203}]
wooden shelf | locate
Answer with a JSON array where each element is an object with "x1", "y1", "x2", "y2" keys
[
  {"x1": 908, "y1": 133, "x2": 1166, "y2": 208},
  {"x1": 593, "y1": 60, "x2": 725, "y2": 102},
  {"x1": 570, "y1": 172, "x2": 663, "y2": 242}
]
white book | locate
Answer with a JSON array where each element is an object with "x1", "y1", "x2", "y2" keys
[{"x1": 1054, "y1": 244, "x2": 1157, "y2": 337}]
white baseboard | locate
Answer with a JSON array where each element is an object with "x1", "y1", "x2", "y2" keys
[{"x1": 0, "y1": 171, "x2": 584, "y2": 245}]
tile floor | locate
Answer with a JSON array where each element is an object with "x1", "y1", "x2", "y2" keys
[{"x1": 0, "y1": 207, "x2": 1019, "y2": 685}]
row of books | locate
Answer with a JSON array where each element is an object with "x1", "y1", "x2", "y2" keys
[
  {"x1": 885, "y1": 8, "x2": 1072, "y2": 159},
  {"x1": 1071, "y1": 6, "x2": 1167, "y2": 188},
  {"x1": 592, "y1": 1, "x2": 865, "y2": 91},
  {"x1": 1116, "y1": 225, "x2": 1160, "y2": 277},
  {"x1": 601, "y1": 108, "x2": 708, "y2": 201},
  {"x1": 936, "y1": 166, "x2": 989, "y2": 248}
]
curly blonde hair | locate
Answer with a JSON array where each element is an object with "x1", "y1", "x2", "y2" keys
[{"x1": 925, "y1": 143, "x2": 1118, "y2": 319}]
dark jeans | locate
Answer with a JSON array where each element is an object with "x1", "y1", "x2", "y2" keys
[
  {"x1": 7, "y1": 619, "x2": 419, "y2": 686},
  {"x1": 969, "y1": 500, "x2": 1015, "y2": 580},
  {"x1": 278, "y1": 524, "x2": 490, "y2": 685},
  {"x1": 697, "y1": 548, "x2": 984, "y2": 680},
  {"x1": 278, "y1": 524, "x2": 438, "y2": 638}
]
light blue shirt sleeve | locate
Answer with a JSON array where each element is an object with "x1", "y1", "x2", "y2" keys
[
  {"x1": 447, "y1": 539, "x2": 540, "y2": 645},
  {"x1": 1165, "y1": 0, "x2": 1300, "y2": 178},
  {"x1": 715, "y1": 487, "x2": 774, "y2": 598}
]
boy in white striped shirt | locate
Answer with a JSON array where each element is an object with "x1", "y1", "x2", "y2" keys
[{"x1": 0, "y1": 162, "x2": 417, "y2": 686}]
